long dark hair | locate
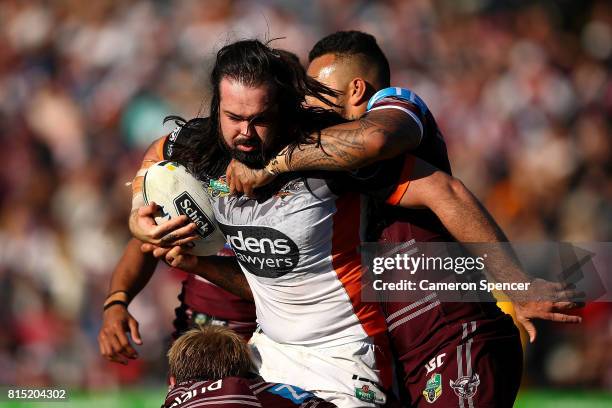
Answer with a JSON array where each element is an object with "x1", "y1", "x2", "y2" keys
[{"x1": 165, "y1": 39, "x2": 344, "y2": 179}]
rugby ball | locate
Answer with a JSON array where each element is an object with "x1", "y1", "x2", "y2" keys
[{"x1": 143, "y1": 161, "x2": 226, "y2": 256}]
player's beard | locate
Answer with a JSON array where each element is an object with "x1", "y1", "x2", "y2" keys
[
  {"x1": 221, "y1": 135, "x2": 268, "y2": 169},
  {"x1": 231, "y1": 142, "x2": 266, "y2": 168}
]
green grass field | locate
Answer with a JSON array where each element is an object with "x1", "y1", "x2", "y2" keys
[{"x1": 1, "y1": 389, "x2": 611, "y2": 407}]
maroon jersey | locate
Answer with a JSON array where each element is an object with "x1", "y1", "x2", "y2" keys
[
  {"x1": 174, "y1": 274, "x2": 257, "y2": 340},
  {"x1": 366, "y1": 89, "x2": 522, "y2": 407},
  {"x1": 365, "y1": 88, "x2": 452, "y2": 243},
  {"x1": 162, "y1": 377, "x2": 337, "y2": 408},
  {"x1": 366, "y1": 90, "x2": 506, "y2": 327},
  {"x1": 183, "y1": 273, "x2": 256, "y2": 323}
]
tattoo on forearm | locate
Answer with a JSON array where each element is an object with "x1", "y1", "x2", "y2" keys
[
  {"x1": 287, "y1": 118, "x2": 391, "y2": 171},
  {"x1": 267, "y1": 157, "x2": 282, "y2": 174}
]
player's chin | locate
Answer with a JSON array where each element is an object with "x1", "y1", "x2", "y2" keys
[
  {"x1": 236, "y1": 143, "x2": 257, "y2": 152},
  {"x1": 231, "y1": 149, "x2": 266, "y2": 169}
]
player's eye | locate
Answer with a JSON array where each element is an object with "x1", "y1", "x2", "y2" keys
[{"x1": 252, "y1": 115, "x2": 272, "y2": 127}]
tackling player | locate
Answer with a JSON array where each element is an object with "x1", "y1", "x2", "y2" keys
[
  {"x1": 302, "y1": 31, "x2": 519, "y2": 407},
  {"x1": 164, "y1": 326, "x2": 337, "y2": 408},
  {"x1": 101, "y1": 32, "x2": 584, "y2": 408}
]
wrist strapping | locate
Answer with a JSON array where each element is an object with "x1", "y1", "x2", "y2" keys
[
  {"x1": 103, "y1": 300, "x2": 128, "y2": 311},
  {"x1": 132, "y1": 192, "x2": 145, "y2": 211},
  {"x1": 105, "y1": 290, "x2": 130, "y2": 301},
  {"x1": 265, "y1": 152, "x2": 290, "y2": 175}
]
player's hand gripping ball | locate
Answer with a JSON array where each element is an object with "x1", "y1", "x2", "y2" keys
[{"x1": 143, "y1": 161, "x2": 226, "y2": 256}]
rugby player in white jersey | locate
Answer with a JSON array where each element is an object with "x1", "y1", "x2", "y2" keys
[{"x1": 139, "y1": 41, "x2": 402, "y2": 407}]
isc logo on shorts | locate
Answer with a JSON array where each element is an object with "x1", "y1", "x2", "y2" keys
[{"x1": 425, "y1": 353, "x2": 446, "y2": 374}]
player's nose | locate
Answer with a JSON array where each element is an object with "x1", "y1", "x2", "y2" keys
[{"x1": 239, "y1": 120, "x2": 251, "y2": 136}]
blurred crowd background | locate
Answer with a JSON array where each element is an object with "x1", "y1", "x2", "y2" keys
[{"x1": 0, "y1": 0, "x2": 610, "y2": 397}]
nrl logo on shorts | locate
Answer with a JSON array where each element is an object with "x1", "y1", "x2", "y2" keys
[
  {"x1": 450, "y1": 373, "x2": 480, "y2": 399},
  {"x1": 422, "y1": 373, "x2": 442, "y2": 403}
]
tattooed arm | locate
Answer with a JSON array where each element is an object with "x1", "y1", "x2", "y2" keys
[
  {"x1": 266, "y1": 108, "x2": 419, "y2": 174},
  {"x1": 225, "y1": 108, "x2": 418, "y2": 195}
]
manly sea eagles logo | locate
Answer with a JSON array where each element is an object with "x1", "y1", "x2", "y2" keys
[{"x1": 450, "y1": 373, "x2": 480, "y2": 399}]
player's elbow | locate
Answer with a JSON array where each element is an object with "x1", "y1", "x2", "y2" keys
[
  {"x1": 444, "y1": 177, "x2": 474, "y2": 212},
  {"x1": 447, "y1": 177, "x2": 470, "y2": 201},
  {"x1": 362, "y1": 109, "x2": 421, "y2": 162},
  {"x1": 337, "y1": 132, "x2": 389, "y2": 170},
  {"x1": 364, "y1": 131, "x2": 393, "y2": 162},
  {"x1": 428, "y1": 173, "x2": 470, "y2": 210}
]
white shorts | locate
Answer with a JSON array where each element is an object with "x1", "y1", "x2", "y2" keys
[{"x1": 249, "y1": 330, "x2": 391, "y2": 408}]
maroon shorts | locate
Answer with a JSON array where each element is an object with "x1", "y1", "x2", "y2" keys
[{"x1": 384, "y1": 302, "x2": 522, "y2": 407}]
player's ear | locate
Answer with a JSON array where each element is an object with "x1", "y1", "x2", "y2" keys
[
  {"x1": 348, "y1": 78, "x2": 368, "y2": 106},
  {"x1": 169, "y1": 376, "x2": 176, "y2": 387}
]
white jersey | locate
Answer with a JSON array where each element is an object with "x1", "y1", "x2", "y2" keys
[{"x1": 208, "y1": 175, "x2": 393, "y2": 347}]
